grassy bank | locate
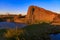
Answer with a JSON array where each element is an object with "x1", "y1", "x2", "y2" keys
[{"x1": 0, "y1": 23, "x2": 60, "y2": 40}]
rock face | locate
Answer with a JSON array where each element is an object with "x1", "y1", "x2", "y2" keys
[
  {"x1": 14, "y1": 15, "x2": 26, "y2": 23},
  {"x1": 52, "y1": 14, "x2": 60, "y2": 25},
  {"x1": 26, "y1": 6, "x2": 60, "y2": 24}
]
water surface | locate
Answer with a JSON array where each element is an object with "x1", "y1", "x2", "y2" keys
[
  {"x1": 0, "y1": 22, "x2": 27, "y2": 29},
  {"x1": 49, "y1": 33, "x2": 60, "y2": 40}
]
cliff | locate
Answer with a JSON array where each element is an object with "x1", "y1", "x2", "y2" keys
[{"x1": 25, "y1": 6, "x2": 60, "y2": 25}]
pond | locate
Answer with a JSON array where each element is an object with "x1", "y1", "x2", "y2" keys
[
  {"x1": 0, "y1": 22, "x2": 27, "y2": 29},
  {"x1": 49, "y1": 33, "x2": 60, "y2": 40}
]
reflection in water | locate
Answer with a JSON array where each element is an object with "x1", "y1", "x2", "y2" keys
[
  {"x1": 49, "y1": 33, "x2": 60, "y2": 40},
  {"x1": 0, "y1": 22, "x2": 27, "y2": 29}
]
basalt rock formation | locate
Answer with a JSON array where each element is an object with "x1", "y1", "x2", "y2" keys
[{"x1": 25, "y1": 6, "x2": 60, "y2": 25}]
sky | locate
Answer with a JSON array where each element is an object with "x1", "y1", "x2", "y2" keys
[{"x1": 0, "y1": 0, "x2": 60, "y2": 15}]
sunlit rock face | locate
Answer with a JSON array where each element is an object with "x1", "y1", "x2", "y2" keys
[
  {"x1": 14, "y1": 15, "x2": 26, "y2": 23},
  {"x1": 51, "y1": 14, "x2": 60, "y2": 25},
  {"x1": 26, "y1": 6, "x2": 59, "y2": 24}
]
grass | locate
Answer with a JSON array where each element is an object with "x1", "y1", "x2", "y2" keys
[
  {"x1": 23, "y1": 23, "x2": 60, "y2": 40},
  {"x1": 0, "y1": 23, "x2": 60, "y2": 40}
]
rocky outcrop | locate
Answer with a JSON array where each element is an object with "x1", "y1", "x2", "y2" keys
[
  {"x1": 26, "y1": 6, "x2": 60, "y2": 24},
  {"x1": 13, "y1": 15, "x2": 26, "y2": 23},
  {"x1": 51, "y1": 14, "x2": 60, "y2": 25},
  {"x1": 1, "y1": 6, "x2": 60, "y2": 25}
]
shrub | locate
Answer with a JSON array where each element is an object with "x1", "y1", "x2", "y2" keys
[{"x1": 4, "y1": 29, "x2": 24, "y2": 40}]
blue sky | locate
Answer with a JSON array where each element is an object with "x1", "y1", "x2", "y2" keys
[{"x1": 0, "y1": 0, "x2": 60, "y2": 15}]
